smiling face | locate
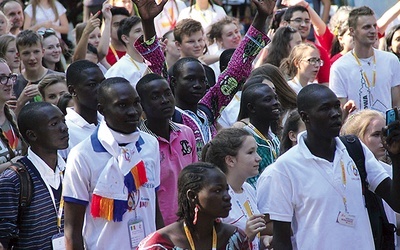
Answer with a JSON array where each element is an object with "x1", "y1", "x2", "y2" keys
[
  {"x1": 249, "y1": 84, "x2": 281, "y2": 122},
  {"x1": 42, "y1": 35, "x2": 62, "y2": 65},
  {"x1": 17, "y1": 42, "x2": 44, "y2": 72},
  {"x1": 176, "y1": 31, "x2": 205, "y2": 58},
  {"x1": 0, "y1": 62, "x2": 14, "y2": 102},
  {"x1": 219, "y1": 23, "x2": 241, "y2": 49},
  {"x1": 287, "y1": 10, "x2": 311, "y2": 40},
  {"x1": 196, "y1": 168, "x2": 231, "y2": 219},
  {"x1": 99, "y1": 82, "x2": 143, "y2": 134}
]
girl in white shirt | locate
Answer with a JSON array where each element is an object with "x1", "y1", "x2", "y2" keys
[{"x1": 202, "y1": 128, "x2": 271, "y2": 250}]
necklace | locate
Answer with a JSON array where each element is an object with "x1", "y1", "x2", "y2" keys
[
  {"x1": 351, "y1": 50, "x2": 376, "y2": 88},
  {"x1": 183, "y1": 222, "x2": 217, "y2": 250}
]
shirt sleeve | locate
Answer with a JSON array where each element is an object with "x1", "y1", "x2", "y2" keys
[
  {"x1": 314, "y1": 43, "x2": 331, "y2": 84},
  {"x1": 256, "y1": 166, "x2": 294, "y2": 222},
  {"x1": 135, "y1": 36, "x2": 168, "y2": 79},
  {"x1": 62, "y1": 149, "x2": 91, "y2": 205},
  {"x1": 198, "y1": 25, "x2": 270, "y2": 124},
  {"x1": 315, "y1": 28, "x2": 334, "y2": 56}
]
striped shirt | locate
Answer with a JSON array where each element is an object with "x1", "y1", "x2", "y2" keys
[{"x1": 0, "y1": 157, "x2": 64, "y2": 249}]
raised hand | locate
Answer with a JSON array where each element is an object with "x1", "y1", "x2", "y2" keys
[
  {"x1": 84, "y1": 11, "x2": 101, "y2": 35},
  {"x1": 252, "y1": 0, "x2": 276, "y2": 18},
  {"x1": 132, "y1": 0, "x2": 168, "y2": 21},
  {"x1": 102, "y1": 1, "x2": 112, "y2": 21}
]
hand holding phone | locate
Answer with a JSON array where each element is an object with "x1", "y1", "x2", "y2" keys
[{"x1": 386, "y1": 108, "x2": 399, "y2": 136}]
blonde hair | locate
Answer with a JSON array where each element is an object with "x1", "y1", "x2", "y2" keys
[
  {"x1": 340, "y1": 109, "x2": 385, "y2": 140},
  {"x1": 280, "y1": 43, "x2": 318, "y2": 79}
]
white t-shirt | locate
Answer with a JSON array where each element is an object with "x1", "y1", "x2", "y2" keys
[
  {"x1": 63, "y1": 129, "x2": 160, "y2": 249},
  {"x1": 330, "y1": 49, "x2": 400, "y2": 113},
  {"x1": 105, "y1": 54, "x2": 147, "y2": 88},
  {"x1": 154, "y1": 0, "x2": 187, "y2": 37},
  {"x1": 59, "y1": 108, "x2": 102, "y2": 159},
  {"x1": 222, "y1": 183, "x2": 260, "y2": 250},
  {"x1": 257, "y1": 131, "x2": 389, "y2": 250},
  {"x1": 218, "y1": 91, "x2": 241, "y2": 128},
  {"x1": 287, "y1": 78, "x2": 316, "y2": 95},
  {"x1": 177, "y1": 4, "x2": 226, "y2": 31},
  {"x1": 24, "y1": 1, "x2": 66, "y2": 38}
]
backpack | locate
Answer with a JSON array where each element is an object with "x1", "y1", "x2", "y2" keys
[
  {"x1": 340, "y1": 135, "x2": 396, "y2": 250},
  {"x1": 6, "y1": 160, "x2": 33, "y2": 248}
]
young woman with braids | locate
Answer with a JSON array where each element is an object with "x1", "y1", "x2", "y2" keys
[
  {"x1": 202, "y1": 128, "x2": 272, "y2": 250},
  {"x1": 138, "y1": 162, "x2": 250, "y2": 249},
  {"x1": 0, "y1": 58, "x2": 27, "y2": 172}
]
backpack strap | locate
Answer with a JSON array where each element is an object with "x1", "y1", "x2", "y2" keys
[
  {"x1": 7, "y1": 161, "x2": 33, "y2": 223},
  {"x1": 339, "y1": 135, "x2": 367, "y2": 193}
]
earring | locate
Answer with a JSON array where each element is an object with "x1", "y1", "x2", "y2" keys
[{"x1": 193, "y1": 204, "x2": 199, "y2": 225}]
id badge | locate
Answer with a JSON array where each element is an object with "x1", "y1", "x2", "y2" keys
[
  {"x1": 336, "y1": 211, "x2": 356, "y2": 227},
  {"x1": 128, "y1": 218, "x2": 145, "y2": 248},
  {"x1": 52, "y1": 232, "x2": 66, "y2": 250}
]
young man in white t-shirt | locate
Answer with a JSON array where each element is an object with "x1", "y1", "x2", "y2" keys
[
  {"x1": 258, "y1": 84, "x2": 400, "y2": 249},
  {"x1": 330, "y1": 6, "x2": 400, "y2": 114}
]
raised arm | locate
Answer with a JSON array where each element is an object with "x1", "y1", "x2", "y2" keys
[
  {"x1": 198, "y1": 0, "x2": 274, "y2": 123},
  {"x1": 72, "y1": 11, "x2": 101, "y2": 62},
  {"x1": 133, "y1": 0, "x2": 168, "y2": 76},
  {"x1": 97, "y1": 2, "x2": 112, "y2": 61},
  {"x1": 377, "y1": 1, "x2": 400, "y2": 36}
]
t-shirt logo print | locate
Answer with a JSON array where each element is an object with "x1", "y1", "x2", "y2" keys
[{"x1": 180, "y1": 140, "x2": 192, "y2": 155}]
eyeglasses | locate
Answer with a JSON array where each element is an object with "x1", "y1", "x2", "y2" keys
[
  {"x1": 0, "y1": 73, "x2": 17, "y2": 85},
  {"x1": 37, "y1": 28, "x2": 56, "y2": 38},
  {"x1": 302, "y1": 58, "x2": 324, "y2": 66},
  {"x1": 289, "y1": 18, "x2": 311, "y2": 25}
]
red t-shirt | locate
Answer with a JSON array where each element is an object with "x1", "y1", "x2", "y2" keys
[
  {"x1": 105, "y1": 47, "x2": 126, "y2": 66},
  {"x1": 308, "y1": 41, "x2": 331, "y2": 84}
]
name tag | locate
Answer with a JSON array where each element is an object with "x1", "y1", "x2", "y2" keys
[
  {"x1": 52, "y1": 233, "x2": 66, "y2": 250},
  {"x1": 336, "y1": 211, "x2": 356, "y2": 227},
  {"x1": 128, "y1": 218, "x2": 145, "y2": 248}
]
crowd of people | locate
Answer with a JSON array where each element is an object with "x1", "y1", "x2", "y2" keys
[{"x1": 0, "y1": 0, "x2": 400, "y2": 249}]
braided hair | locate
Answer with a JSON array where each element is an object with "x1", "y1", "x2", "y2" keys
[{"x1": 176, "y1": 162, "x2": 220, "y2": 231}]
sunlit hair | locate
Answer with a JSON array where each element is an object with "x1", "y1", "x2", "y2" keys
[
  {"x1": 202, "y1": 128, "x2": 251, "y2": 173},
  {"x1": 207, "y1": 16, "x2": 239, "y2": 45},
  {"x1": 348, "y1": 6, "x2": 374, "y2": 30},
  {"x1": 38, "y1": 73, "x2": 66, "y2": 98},
  {"x1": 280, "y1": 43, "x2": 318, "y2": 79},
  {"x1": 340, "y1": 109, "x2": 384, "y2": 140}
]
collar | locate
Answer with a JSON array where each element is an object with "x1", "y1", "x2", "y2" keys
[
  {"x1": 139, "y1": 120, "x2": 180, "y2": 138},
  {"x1": 66, "y1": 107, "x2": 103, "y2": 129},
  {"x1": 297, "y1": 131, "x2": 346, "y2": 161},
  {"x1": 27, "y1": 148, "x2": 65, "y2": 189},
  {"x1": 91, "y1": 123, "x2": 145, "y2": 153}
]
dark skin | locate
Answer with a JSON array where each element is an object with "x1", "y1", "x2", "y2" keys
[
  {"x1": 140, "y1": 79, "x2": 175, "y2": 141},
  {"x1": 272, "y1": 88, "x2": 400, "y2": 250},
  {"x1": 64, "y1": 0, "x2": 167, "y2": 247}
]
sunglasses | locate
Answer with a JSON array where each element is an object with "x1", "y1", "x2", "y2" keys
[{"x1": 37, "y1": 28, "x2": 56, "y2": 38}]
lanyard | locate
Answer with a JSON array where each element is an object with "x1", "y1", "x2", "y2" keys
[
  {"x1": 183, "y1": 222, "x2": 217, "y2": 250},
  {"x1": 351, "y1": 50, "x2": 376, "y2": 88},
  {"x1": 247, "y1": 123, "x2": 277, "y2": 158},
  {"x1": 313, "y1": 159, "x2": 350, "y2": 213},
  {"x1": 110, "y1": 44, "x2": 120, "y2": 61}
]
